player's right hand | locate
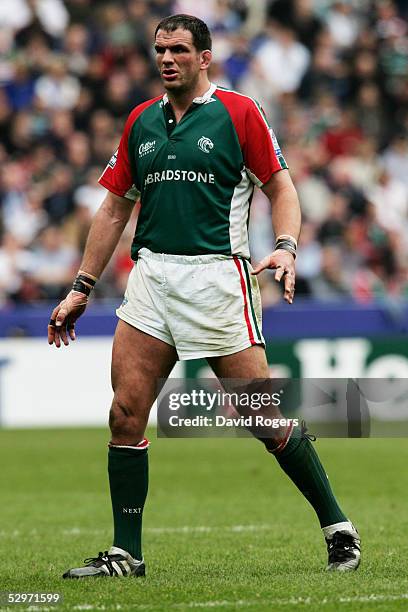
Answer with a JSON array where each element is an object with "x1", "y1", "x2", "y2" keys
[{"x1": 48, "y1": 290, "x2": 89, "y2": 348}]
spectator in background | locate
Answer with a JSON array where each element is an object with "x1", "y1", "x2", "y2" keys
[
  {"x1": 22, "y1": 0, "x2": 68, "y2": 39},
  {"x1": 376, "y1": 0, "x2": 407, "y2": 39},
  {"x1": 65, "y1": 0, "x2": 94, "y2": 25},
  {"x1": 255, "y1": 22, "x2": 310, "y2": 96},
  {"x1": 173, "y1": 0, "x2": 216, "y2": 24},
  {"x1": 34, "y1": 55, "x2": 80, "y2": 110},
  {"x1": 0, "y1": 0, "x2": 67, "y2": 38},
  {"x1": 290, "y1": 0, "x2": 323, "y2": 51},
  {"x1": 44, "y1": 164, "x2": 74, "y2": 224},
  {"x1": 7, "y1": 110, "x2": 36, "y2": 155},
  {"x1": 310, "y1": 244, "x2": 351, "y2": 300},
  {"x1": 63, "y1": 23, "x2": 90, "y2": 77},
  {"x1": 0, "y1": 0, "x2": 408, "y2": 305},
  {"x1": 326, "y1": 0, "x2": 360, "y2": 48},
  {"x1": 223, "y1": 34, "x2": 251, "y2": 87},
  {"x1": 146, "y1": 0, "x2": 175, "y2": 19},
  {"x1": 103, "y1": 70, "x2": 134, "y2": 118},
  {"x1": 48, "y1": 109, "x2": 74, "y2": 150},
  {"x1": 317, "y1": 193, "x2": 348, "y2": 245},
  {"x1": 0, "y1": 90, "x2": 13, "y2": 151},
  {"x1": 74, "y1": 166, "x2": 107, "y2": 220},
  {"x1": 1, "y1": 163, "x2": 47, "y2": 245},
  {"x1": 343, "y1": 138, "x2": 379, "y2": 192},
  {"x1": 295, "y1": 164, "x2": 332, "y2": 224},
  {"x1": 382, "y1": 135, "x2": 408, "y2": 188},
  {"x1": 366, "y1": 167, "x2": 408, "y2": 235},
  {"x1": 321, "y1": 108, "x2": 364, "y2": 159},
  {"x1": 355, "y1": 82, "x2": 388, "y2": 145},
  {"x1": 4, "y1": 58, "x2": 36, "y2": 111},
  {"x1": 65, "y1": 131, "x2": 91, "y2": 185},
  {"x1": 295, "y1": 220, "x2": 322, "y2": 295},
  {"x1": 0, "y1": 233, "x2": 33, "y2": 305},
  {"x1": 31, "y1": 225, "x2": 78, "y2": 300},
  {"x1": 3, "y1": 186, "x2": 48, "y2": 247},
  {"x1": 89, "y1": 109, "x2": 117, "y2": 165},
  {"x1": 126, "y1": 54, "x2": 153, "y2": 106},
  {"x1": 268, "y1": 0, "x2": 323, "y2": 51}
]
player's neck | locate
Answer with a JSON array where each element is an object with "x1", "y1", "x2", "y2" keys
[{"x1": 167, "y1": 77, "x2": 212, "y2": 120}]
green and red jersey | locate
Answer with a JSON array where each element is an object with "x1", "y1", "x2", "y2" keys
[{"x1": 99, "y1": 83, "x2": 288, "y2": 259}]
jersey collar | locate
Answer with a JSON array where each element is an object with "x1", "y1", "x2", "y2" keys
[{"x1": 162, "y1": 83, "x2": 217, "y2": 106}]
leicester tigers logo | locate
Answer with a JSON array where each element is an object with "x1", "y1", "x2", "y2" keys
[{"x1": 198, "y1": 136, "x2": 214, "y2": 154}]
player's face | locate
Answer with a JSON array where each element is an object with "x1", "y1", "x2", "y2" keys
[{"x1": 154, "y1": 29, "x2": 208, "y2": 94}]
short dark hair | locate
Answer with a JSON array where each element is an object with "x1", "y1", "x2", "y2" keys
[{"x1": 154, "y1": 14, "x2": 212, "y2": 52}]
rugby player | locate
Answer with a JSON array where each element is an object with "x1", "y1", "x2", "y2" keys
[{"x1": 48, "y1": 14, "x2": 360, "y2": 577}]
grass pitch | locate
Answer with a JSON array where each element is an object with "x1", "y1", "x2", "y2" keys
[{"x1": 1, "y1": 429, "x2": 408, "y2": 612}]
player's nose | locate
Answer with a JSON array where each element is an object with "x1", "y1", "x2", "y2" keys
[{"x1": 162, "y1": 48, "x2": 174, "y2": 64}]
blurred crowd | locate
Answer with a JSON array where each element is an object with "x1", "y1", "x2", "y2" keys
[{"x1": 0, "y1": 0, "x2": 408, "y2": 306}]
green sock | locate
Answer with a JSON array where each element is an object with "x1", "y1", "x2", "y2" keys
[
  {"x1": 108, "y1": 445, "x2": 149, "y2": 560},
  {"x1": 274, "y1": 433, "x2": 348, "y2": 528}
]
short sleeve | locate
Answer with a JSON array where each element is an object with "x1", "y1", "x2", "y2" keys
[
  {"x1": 99, "y1": 115, "x2": 140, "y2": 201},
  {"x1": 244, "y1": 101, "x2": 288, "y2": 187}
]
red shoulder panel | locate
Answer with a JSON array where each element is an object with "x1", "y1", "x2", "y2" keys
[
  {"x1": 215, "y1": 88, "x2": 286, "y2": 186},
  {"x1": 99, "y1": 96, "x2": 162, "y2": 199}
]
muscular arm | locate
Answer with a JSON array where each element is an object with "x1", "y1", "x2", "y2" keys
[
  {"x1": 261, "y1": 169, "x2": 301, "y2": 242},
  {"x1": 252, "y1": 169, "x2": 301, "y2": 304},
  {"x1": 80, "y1": 191, "x2": 135, "y2": 278}
]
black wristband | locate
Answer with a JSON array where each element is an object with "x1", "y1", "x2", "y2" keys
[
  {"x1": 72, "y1": 272, "x2": 97, "y2": 296},
  {"x1": 77, "y1": 273, "x2": 96, "y2": 287},
  {"x1": 72, "y1": 279, "x2": 91, "y2": 296},
  {"x1": 275, "y1": 238, "x2": 297, "y2": 259}
]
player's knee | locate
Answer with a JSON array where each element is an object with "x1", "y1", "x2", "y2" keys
[
  {"x1": 259, "y1": 422, "x2": 314, "y2": 455},
  {"x1": 109, "y1": 395, "x2": 146, "y2": 440},
  {"x1": 258, "y1": 424, "x2": 296, "y2": 455}
]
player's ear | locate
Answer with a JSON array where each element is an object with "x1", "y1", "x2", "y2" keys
[{"x1": 200, "y1": 50, "x2": 212, "y2": 71}]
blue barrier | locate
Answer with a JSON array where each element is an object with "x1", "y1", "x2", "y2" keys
[{"x1": 1, "y1": 299, "x2": 408, "y2": 339}]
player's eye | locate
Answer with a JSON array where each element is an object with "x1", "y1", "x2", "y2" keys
[{"x1": 154, "y1": 45, "x2": 188, "y2": 55}]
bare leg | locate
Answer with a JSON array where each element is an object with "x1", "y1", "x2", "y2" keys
[
  {"x1": 107, "y1": 321, "x2": 178, "y2": 561},
  {"x1": 208, "y1": 345, "x2": 351, "y2": 538},
  {"x1": 208, "y1": 345, "x2": 287, "y2": 444},
  {"x1": 207, "y1": 344, "x2": 269, "y2": 379},
  {"x1": 110, "y1": 320, "x2": 178, "y2": 444}
]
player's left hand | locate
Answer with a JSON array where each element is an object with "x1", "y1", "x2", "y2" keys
[{"x1": 251, "y1": 249, "x2": 296, "y2": 304}]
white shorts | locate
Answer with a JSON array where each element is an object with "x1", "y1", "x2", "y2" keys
[{"x1": 116, "y1": 248, "x2": 265, "y2": 361}]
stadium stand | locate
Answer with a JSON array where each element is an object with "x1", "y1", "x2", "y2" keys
[{"x1": 0, "y1": 0, "x2": 407, "y2": 307}]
